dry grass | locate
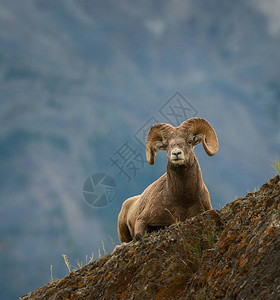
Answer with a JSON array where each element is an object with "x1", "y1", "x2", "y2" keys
[{"x1": 274, "y1": 159, "x2": 280, "y2": 175}]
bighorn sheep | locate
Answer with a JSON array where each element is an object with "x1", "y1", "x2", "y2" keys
[{"x1": 117, "y1": 117, "x2": 219, "y2": 243}]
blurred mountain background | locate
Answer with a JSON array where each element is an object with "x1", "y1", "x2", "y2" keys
[{"x1": 0, "y1": 0, "x2": 279, "y2": 298}]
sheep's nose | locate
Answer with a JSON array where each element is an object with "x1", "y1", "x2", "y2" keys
[{"x1": 172, "y1": 149, "x2": 182, "y2": 157}]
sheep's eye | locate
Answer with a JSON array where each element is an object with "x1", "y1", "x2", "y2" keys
[
  {"x1": 187, "y1": 140, "x2": 192, "y2": 145},
  {"x1": 162, "y1": 141, "x2": 168, "y2": 148}
]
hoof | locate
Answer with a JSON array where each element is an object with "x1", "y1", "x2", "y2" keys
[
  {"x1": 113, "y1": 244, "x2": 122, "y2": 252},
  {"x1": 134, "y1": 233, "x2": 142, "y2": 241},
  {"x1": 113, "y1": 241, "x2": 132, "y2": 252}
]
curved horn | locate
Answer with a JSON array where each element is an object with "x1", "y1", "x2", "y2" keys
[
  {"x1": 180, "y1": 117, "x2": 219, "y2": 156},
  {"x1": 146, "y1": 123, "x2": 173, "y2": 165}
]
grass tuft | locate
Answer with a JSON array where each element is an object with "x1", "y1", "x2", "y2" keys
[
  {"x1": 50, "y1": 265, "x2": 54, "y2": 282},
  {"x1": 62, "y1": 254, "x2": 71, "y2": 273},
  {"x1": 72, "y1": 252, "x2": 94, "y2": 272},
  {"x1": 102, "y1": 240, "x2": 108, "y2": 255},
  {"x1": 108, "y1": 234, "x2": 116, "y2": 247},
  {"x1": 274, "y1": 159, "x2": 280, "y2": 175},
  {"x1": 62, "y1": 252, "x2": 94, "y2": 273}
]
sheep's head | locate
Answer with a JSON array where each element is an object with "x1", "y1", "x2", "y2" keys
[{"x1": 146, "y1": 117, "x2": 219, "y2": 167}]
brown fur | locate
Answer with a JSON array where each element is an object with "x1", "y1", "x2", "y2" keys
[{"x1": 117, "y1": 118, "x2": 218, "y2": 243}]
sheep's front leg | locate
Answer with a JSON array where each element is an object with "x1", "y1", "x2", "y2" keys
[{"x1": 134, "y1": 219, "x2": 147, "y2": 241}]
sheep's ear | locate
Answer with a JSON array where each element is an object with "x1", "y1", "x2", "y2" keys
[{"x1": 193, "y1": 134, "x2": 203, "y2": 146}]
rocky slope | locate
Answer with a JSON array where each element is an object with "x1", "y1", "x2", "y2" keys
[{"x1": 20, "y1": 176, "x2": 280, "y2": 299}]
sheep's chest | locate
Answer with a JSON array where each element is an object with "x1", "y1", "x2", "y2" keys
[{"x1": 148, "y1": 203, "x2": 195, "y2": 226}]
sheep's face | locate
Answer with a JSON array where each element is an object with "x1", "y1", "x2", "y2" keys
[
  {"x1": 168, "y1": 136, "x2": 193, "y2": 166},
  {"x1": 153, "y1": 129, "x2": 203, "y2": 167}
]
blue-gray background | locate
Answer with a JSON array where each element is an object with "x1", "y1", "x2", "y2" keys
[{"x1": 0, "y1": 0, "x2": 279, "y2": 298}]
